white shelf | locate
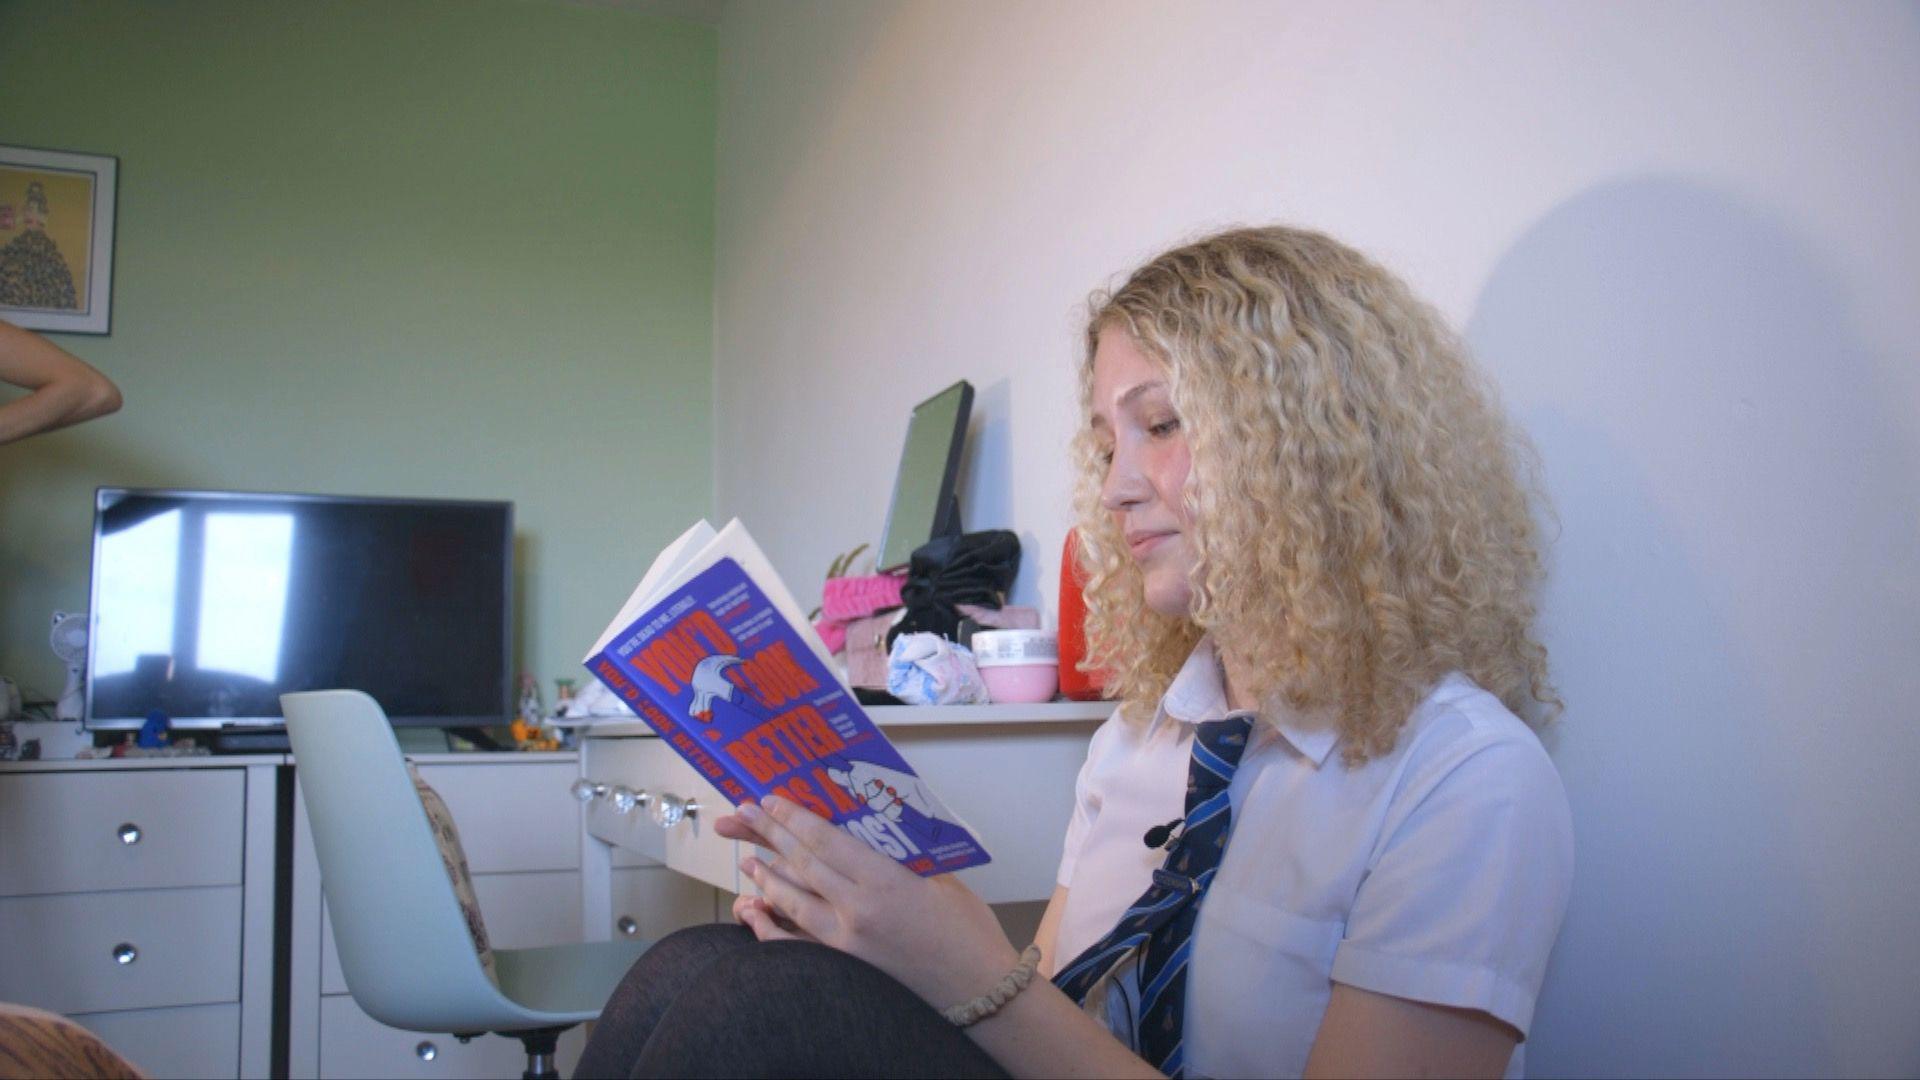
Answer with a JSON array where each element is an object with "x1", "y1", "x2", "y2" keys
[
  {"x1": 867, "y1": 700, "x2": 1115, "y2": 727},
  {"x1": 0, "y1": 749, "x2": 582, "y2": 771},
  {"x1": 401, "y1": 749, "x2": 579, "y2": 765},
  {"x1": 577, "y1": 698, "x2": 1113, "y2": 737},
  {"x1": 0, "y1": 754, "x2": 287, "y2": 772}
]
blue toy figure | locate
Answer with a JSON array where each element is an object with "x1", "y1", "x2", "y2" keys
[{"x1": 137, "y1": 709, "x2": 169, "y2": 749}]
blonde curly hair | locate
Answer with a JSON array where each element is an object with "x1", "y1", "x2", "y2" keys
[{"x1": 1072, "y1": 226, "x2": 1558, "y2": 764}]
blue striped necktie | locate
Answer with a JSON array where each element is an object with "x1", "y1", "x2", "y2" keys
[{"x1": 1052, "y1": 712, "x2": 1256, "y2": 1077}]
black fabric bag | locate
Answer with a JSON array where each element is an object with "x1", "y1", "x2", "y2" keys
[{"x1": 885, "y1": 530, "x2": 1021, "y2": 649}]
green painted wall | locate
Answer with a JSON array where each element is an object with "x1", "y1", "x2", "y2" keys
[{"x1": 0, "y1": 0, "x2": 715, "y2": 711}]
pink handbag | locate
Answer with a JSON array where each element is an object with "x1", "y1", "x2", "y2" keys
[
  {"x1": 956, "y1": 603, "x2": 1039, "y2": 631},
  {"x1": 845, "y1": 611, "x2": 900, "y2": 690},
  {"x1": 822, "y1": 573, "x2": 906, "y2": 620}
]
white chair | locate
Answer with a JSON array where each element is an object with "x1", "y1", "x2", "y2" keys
[{"x1": 282, "y1": 689, "x2": 648, "y2": 1079}]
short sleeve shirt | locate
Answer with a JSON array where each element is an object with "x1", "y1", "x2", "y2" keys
[{"x1": 1053, "y1": 638, "x2": 1574, "y2": 1079}]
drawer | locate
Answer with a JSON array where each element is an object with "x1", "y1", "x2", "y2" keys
[
  {"x1": 71, "y1": 1002, "x2": 241, "y2": 1080},
  {"x1": 0, "y1": 769, "x2": 245, "y2": 896},
  {"x1": 582, "y1": 739, "x2": 670, "y2": 863},
  {"x1": 610, "y1": 842, "x2": 658, "y2": 870},
  {"x1": 412, "y1": 762, "x2": 581, "y2": 874},
  {"x1": 0, "y1": 886, "x2": 242, "y2": 1015},
  {"x1": 582, "y1": 739, "x2": 740, "y2": 892},
  {"x1": 608, "y1": 865, "x2": 721, "y2": 943},
  {"x1": 661, "y1": 763, "x2": 742, "y2": 895},
  {"x1": 323, "y1": 871, "x2": 584, "y2": 996},
  {"x1": 318, "y1": 993, "x2": 585, "y2": 1079}
]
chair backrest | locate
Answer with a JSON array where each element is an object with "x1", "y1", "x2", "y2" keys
[{"x1": 282, "y1": 689, "x2": 528, "y2": 1033}]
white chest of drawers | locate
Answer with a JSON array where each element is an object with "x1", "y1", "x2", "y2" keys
[
  {"x1": 0, "y1": 756, "x2": 281, "y2": 1080},
  {"x1": 5, "y1": 734, "x2": 894, "y2": 1079},
  {"x1": 575, "y1": 701, "x2": 1112, "y2": 936}
]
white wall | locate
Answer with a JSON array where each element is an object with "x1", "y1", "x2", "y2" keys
[{"x1": 711, "y1": 3, "x2": 1920, "y2": 1076}]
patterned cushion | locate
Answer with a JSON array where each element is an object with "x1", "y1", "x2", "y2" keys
[
  {"x1": 407, "y1": 764, "x2": 497, "y2": 983},
  {"x1": 0, "y1": 1002, "x2": 145, "y2": 1079}
]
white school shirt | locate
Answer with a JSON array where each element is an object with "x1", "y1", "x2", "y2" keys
[{"x1": 1053, "y1": 638, "x2": 1573, "y2": 1079}]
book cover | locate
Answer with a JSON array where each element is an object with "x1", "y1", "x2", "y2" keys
[{"x1": 584, "y1": 529, "x2": 991, "y2": 876}]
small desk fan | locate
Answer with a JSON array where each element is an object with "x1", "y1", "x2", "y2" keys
[{"x1": 51, "y1": 610, "x2": 87, "y2": 722}]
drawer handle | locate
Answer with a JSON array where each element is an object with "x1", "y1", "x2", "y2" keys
[
  {"x1": 569, "y1": 779, "x2": 608, "y2": 803},
  {"x1": 113, "y1": 943, "x2": 138, "y2": 965},
  {"x1": 415, "y1": 1041, "x2": 438, "y2": 1061},
  {"x1": 118, "y1": 823, "x2": 142, "y2": 845},
  {"x1": 610, "y1": 785, "x2": 651, "y2": 815},
  {"x1": 650, "y1": 793, "x2": 698, "y2": 829},
  {"x1": 617, "y1": 916, "x2": 639, "y2": 938}
]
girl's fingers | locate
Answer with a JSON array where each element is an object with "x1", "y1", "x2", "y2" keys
[
  {"x1": 738, "y1": 800, "x2": 859, "y2": 900},
  {"x1": 734, "y1": 895, "x2": 811, "y2": 939},
  {"x1": 740, "y1": 855, "x2": 836, "y2": 938},
  {"x1": 744, "y1": 851, "x2": 816, "y2": 902},
  {"x1": 756, "y1": 795, "x2": 904, "y2": 889},
  {"x1": 734, "y1": 896, "x2": 803, "y2": 942},
  {"x1": 713, "y1": 810, "x2": 774, "y2": 847}
]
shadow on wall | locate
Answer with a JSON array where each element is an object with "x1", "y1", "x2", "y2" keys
[
  {"x1": 1467, "y1": 177, "x2": 1920, "y2": 1077},
  {"x1": 953, "y1": 376, "x2": 1049, "y2": 605}
]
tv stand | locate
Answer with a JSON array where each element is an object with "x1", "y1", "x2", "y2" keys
[
  {"x1": 211, "y1": 727, "x2": 291, "y2": 754},
  {"x1": 206, "y1": 726, "x2": 491, "y2": 756},
  {"x1": 0, "y1": 753, "x2": 282, "y2": 1076}
]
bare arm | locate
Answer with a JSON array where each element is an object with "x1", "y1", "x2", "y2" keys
[
  {"x1": 1304, "y1": 982, "x2": 1519, "y2": 1079},
  {"x1": 0, "y1": 320, "x2": 122, "y2": 445},
  {"x1": 1033, "y1": 884, "x2": 1069, "y2": 977},
  {"x1": 931, "y1": 883, "x2": 1168, "y2": 1078},
  {"x1": 1007, "y1": 902, "x2": 1514, "y2": 1079},
  {"x1": 953, "y1": 962, "x2": 1163, "y2": 1079}
]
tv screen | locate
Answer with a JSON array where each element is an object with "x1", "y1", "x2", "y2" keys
[
  {"x1": 86, "y1": 488, "x2": 511, "y2": 730},
  {"x1": 877, "y1": 379, "x2": 973, "y2": 572}
]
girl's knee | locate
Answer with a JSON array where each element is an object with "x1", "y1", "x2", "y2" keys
[
  {"x1": 708, "y1": 937, "x2": 903, "y2": 997},
  {"x1": 620, "y1": 923, "x2": 755, "y2": 987},
  {"x1": 654, "y1": 922, "x2": 755, "y2": 953}
]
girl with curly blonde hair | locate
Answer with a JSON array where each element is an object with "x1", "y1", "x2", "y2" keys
[
  {"x1": 585, "y1": 227, "x2": 1572, "y2": 1080},
  {"x1": 1073, "y1": 225, "x2": 1560, "y2": 762}
]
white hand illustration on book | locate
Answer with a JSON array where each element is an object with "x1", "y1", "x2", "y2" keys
[
  {"x1": 689, "y1": 654, "x2": 746, "y2": 721},
  {"x1": 828, "y1": 760, "x2": 946, "y2": 825}
]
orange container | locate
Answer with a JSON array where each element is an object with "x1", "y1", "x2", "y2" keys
[{"x1": 1057, "y1": 528, "x2": 1106, "y2": 700}]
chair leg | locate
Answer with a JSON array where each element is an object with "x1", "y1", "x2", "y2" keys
[{"x1": 512, "y1": 1025, "x2": 572, "y2": 1080}]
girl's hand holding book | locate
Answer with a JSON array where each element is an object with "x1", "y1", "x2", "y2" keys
[{"x1": 715, "y1": 794, "x2": 1021, "y2": 1010}]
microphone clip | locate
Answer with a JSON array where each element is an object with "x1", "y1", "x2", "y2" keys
[{"x1": 1142, "y1": 815, "x2": 1186, "y2": 851}]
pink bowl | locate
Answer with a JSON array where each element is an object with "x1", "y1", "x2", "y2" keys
[{"x1": 980, "y1": 663, "x2": 1058, "y2": 704}]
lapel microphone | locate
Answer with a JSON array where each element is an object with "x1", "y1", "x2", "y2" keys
[{"x1": 1143, "y1": 816, "x2": 1185, "y2": 850}]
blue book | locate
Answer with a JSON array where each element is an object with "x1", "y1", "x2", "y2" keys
[{"x1": 584, "y1": 521, "x2": 991, "y2": 876}]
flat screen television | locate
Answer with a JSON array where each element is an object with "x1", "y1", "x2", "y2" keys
[
  {"x1": 877, "y1": 379, "x2": 974, "y2": 572},
  {"x1": 85, "y1": 487, "x2": 512, "y2": 731}
]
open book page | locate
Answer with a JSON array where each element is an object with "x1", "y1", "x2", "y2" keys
[
  {"x1": 586, "y1": 519, "x2": 718, "y2": 660},
  {"x1": 592, "y1": 518, "x2": 836, "y2": 673}
]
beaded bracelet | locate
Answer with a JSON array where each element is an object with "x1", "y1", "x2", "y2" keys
[{"x1": 941, "y1": 945, "x2": 1045, "y2": 1027}]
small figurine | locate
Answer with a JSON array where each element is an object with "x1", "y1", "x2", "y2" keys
[
  {"x1": 517, "y1": 674, "x2": 543, "y2": 724},
  {"x1": 553, "y1": 678, "x2": 576, "y2": 718},
  {"x1": 511, "y1": 674, "x2": 561, "y2": 751},
  {"x1": 138, "y1": 709, "x2": 171, "y2": 749}
]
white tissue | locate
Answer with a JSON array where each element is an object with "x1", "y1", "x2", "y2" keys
[{"x1": 885, "y1": 632, "x2": 990, "y2": 706}]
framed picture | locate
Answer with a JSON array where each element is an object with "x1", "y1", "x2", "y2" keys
[{"x1": 0, "y1": 144, "x2": 118, "y2": 334}]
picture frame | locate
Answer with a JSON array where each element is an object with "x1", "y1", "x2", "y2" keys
[{"x1": 0, "y1": 144, "x2": 118, "y2": 334}]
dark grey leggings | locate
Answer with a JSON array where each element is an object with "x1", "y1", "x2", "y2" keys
[{"x1": 573, "y1": 923, "x2": 1010, "y2": 1079}]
